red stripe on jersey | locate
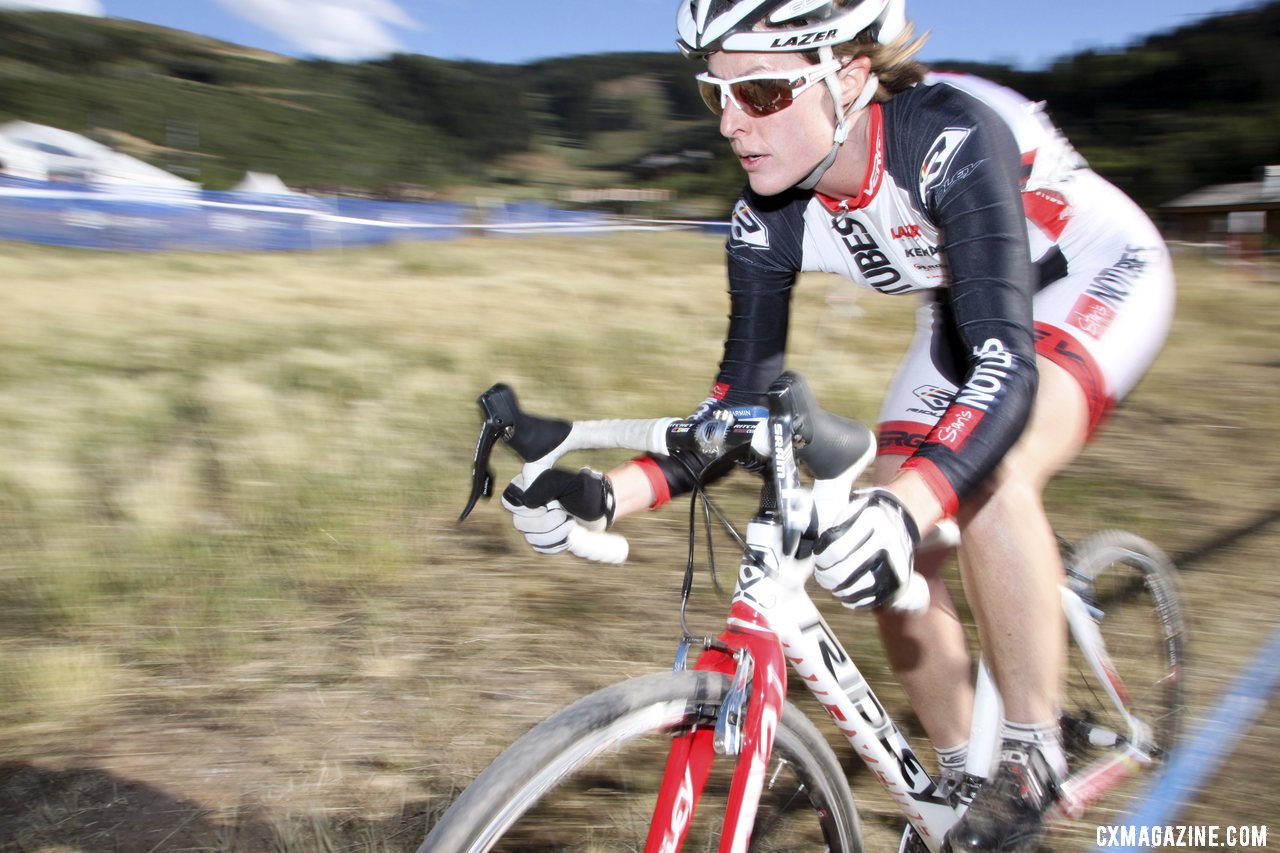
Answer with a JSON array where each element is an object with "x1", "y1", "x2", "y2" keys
[
  {"x1": 632, "y1": 455, "x2": 672, "y2": 509},
  {"x1": 900, "y1": 456, "x2": 960, "y2": 517},
  {"x1": 877, "y1": 420, "x2": 933, "y2": 457},
  {"x1": 1023, "y1": 187, "x2": 1070, "y2": 241},
  {"x1": 1019, "y1": 148, "x2": 1071, "y2": 240},
  {"x1": 815, "y1": 104, "x2": 885, "y2": 213},
  {"x1": 1033, "y1": 322, "x2": 1115, "y2": 436}
]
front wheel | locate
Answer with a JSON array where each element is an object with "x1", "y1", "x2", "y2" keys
[{"x1": 421, "y1": 669, "x2": 864, "y2": 853}]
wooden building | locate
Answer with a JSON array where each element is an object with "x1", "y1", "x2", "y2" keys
[{"x1": 1159, "y1": 165, "x2": 1280, "y2": 250}]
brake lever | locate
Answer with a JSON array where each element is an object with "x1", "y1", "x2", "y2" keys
[{"x1": 458, "y1": 383, "x2": 521, "y2": 522}]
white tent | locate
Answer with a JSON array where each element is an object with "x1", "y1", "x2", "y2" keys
[
  {"x1": 231, "y1": 171, "x2": 306, "y2": 196},
  {"x1": 0, "y1": 134, "x2": 48, "y2": 180},
  {"x1": 0, "y1": 121, "x2": 197, "y2": 189}
]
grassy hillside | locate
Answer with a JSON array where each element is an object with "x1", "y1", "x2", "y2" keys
[{"x1": 1, "y1": 5, "x2": 1279, "y2": 207}]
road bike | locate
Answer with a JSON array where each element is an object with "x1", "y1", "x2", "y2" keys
[{"x1": 423, "y1": 372, "x2": 1186, "y2": 852}]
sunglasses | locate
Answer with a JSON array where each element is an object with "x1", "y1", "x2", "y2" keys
[{"x1": 696, "y1": 58, "x2": 845, "y2": 118}]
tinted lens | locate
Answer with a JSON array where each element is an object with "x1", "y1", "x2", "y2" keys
[
  {"x1": 698, "y1": 79, "x2": 725, "y2": 116},
  {"x1": 732, "y1": 78, "x2": 794, "y2": 117}
]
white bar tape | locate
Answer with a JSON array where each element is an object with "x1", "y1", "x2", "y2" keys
[{"x1": 563, "y1": 417, "x2": 678, "y2": 457}]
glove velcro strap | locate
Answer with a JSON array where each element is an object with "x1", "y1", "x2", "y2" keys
[{"x1": 865, "y1": 487, "x2": 921, "y2": 545}]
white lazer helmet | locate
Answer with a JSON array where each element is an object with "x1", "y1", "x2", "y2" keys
[
  {"x1": 677, "y1": 0, "x2": 907, "y2": 191},
  {"x1": 676, "y1": 0, "x2": 905, "y2": 59}
]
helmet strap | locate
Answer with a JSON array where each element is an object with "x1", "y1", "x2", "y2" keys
[{"x1": 796, "y1": 48, "x2": 878, "y2": 192}]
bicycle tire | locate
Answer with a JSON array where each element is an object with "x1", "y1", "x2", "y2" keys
[
  {"x1": 421, "y1": 669, "x2": 864, "y2": 853},
  {"x1": 1060, "y1": 529, "x2": 1186, "y2": 822}
]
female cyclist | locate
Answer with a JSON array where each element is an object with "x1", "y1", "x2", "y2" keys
[{"x1": 502, "y1": 1, "x2": 1175, "y2": 850}]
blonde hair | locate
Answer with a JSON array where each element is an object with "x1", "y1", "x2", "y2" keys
[
  {"x1": 835, "y1": 22, "x2": 930, "y2": 102},
  {"x1": 756, "y1": 3, "x2": 930, "y2": 101}
]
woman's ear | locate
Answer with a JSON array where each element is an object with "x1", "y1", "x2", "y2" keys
[{"x1": 838, "y1": 55, "x2": 874, "y2": 110}]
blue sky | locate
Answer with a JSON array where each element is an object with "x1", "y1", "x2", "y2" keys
[{"x1": 0, "y1": 0, "x2": 1266, "y2": 67}]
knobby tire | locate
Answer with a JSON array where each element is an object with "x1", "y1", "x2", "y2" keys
[{"x1": 420, "y1": 669, "x2": 863, "y2": 853}]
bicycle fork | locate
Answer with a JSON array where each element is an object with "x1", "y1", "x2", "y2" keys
[{"x1": 648, "y1": 598, "x2": 787, "y2": 853}]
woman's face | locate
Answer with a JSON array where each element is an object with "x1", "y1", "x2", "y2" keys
[{"x1": 706, "y1": 51, "x2": 846, "y2": 197}]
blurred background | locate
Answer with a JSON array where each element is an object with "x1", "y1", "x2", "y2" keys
[
  {"x1": 0, "y1": 1, "x2": 1277, "y2": 851},
  {"x1": 0, "y1": 1, "x2": 1278, "y2": 232}
]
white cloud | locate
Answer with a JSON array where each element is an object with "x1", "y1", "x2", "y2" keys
[
  {"x1": 0, "y1": 0, "x2": 104, "y2": 13},
  {"x1": 216, "y1": 0, "x2": 423, "y2": 61}
]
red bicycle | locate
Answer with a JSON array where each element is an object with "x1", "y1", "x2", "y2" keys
[{"x1": 423, "y1": 372, "x2": 1185, "y2": 852}]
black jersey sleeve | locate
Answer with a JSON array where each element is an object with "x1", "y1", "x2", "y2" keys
[
  {"x1": 895, "y1": 87, "x2": 1040, "y2": 514},
  {"x1": 712, "y1": 188, "x2": 809, "y2": 408},
  {"x1": 641, "y1": 188, "x2": 809, "y2": 503}
]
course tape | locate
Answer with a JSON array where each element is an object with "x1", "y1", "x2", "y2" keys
[
  {"x1": 0, "y1": 178, "x2": 729, "y2": 251},
  {"x1": 1089, "y1": 623, "x2": 1280, "y2": 851}
]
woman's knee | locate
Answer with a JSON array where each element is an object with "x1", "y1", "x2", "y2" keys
[{"x1": 991, "y1": 357, "x2": 1090, "y2": 492}]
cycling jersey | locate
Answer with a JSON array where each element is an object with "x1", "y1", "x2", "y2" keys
[{"x1": 698, "y1": 72, "x2": 1174, "y2": 515}]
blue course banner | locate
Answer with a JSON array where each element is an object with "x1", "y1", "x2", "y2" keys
[{"x1": 0, "y1": 178, "x2": 614, "y2": 252}]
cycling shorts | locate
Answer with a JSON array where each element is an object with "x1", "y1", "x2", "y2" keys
[{"x1": 878, "y1": 177, "x2": 1175, "y2": 457}]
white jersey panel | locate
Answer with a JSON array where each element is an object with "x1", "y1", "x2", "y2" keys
[{"x1": 799, "y1": 190, "x2": 944, "y2": 296}]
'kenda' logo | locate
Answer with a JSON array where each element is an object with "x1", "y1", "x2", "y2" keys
[
  {"x1": 954, "y1": 338, "x2": 1013, "y2": 412},
  {"x1": 730, "y1": 199, "x2": 769, "y2": 249}
]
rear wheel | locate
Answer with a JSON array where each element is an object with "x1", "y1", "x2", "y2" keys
[
  {"x1": 421, "y1": 669, "x2": 863, "y2": 852},
  {"x1": 1059, "y1": 530, "x2": 1186, "y2": 823}
]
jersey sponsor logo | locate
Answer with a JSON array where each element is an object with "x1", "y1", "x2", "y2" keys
[
  {"x1": 878, "y1": 421, "x2": 929, "y2": 455},
  {"x1": 938, "y1": 160, "x2": 981, "y2": 195},
  {"x1": 832, "y1": 215, "x2": 908, "y2": 293},
  {"x1": 1067, "y1": 294, "x2": 1117, "y2": 339},
  {"x1": 769, "y1": 28, "x2": 838, "y2": 49},
  {"x1": 919, "y1": 128, "x2": 972, "y2": 197},
  {"x1": 1023, "y1": 188, "x2": 1071, "y2": 241},
  {"x1": 954, "y1": 338, "x2": 1013, "y2": 412},
  {"x1": 912, "y1": 384, "x2": 954, "y2": 413},
  {"x1": 933, "y1": 404, "x2": 985, "y2": 452},
  {"x1": 729, "y1": 199, "x2": 770, "y2": 249},
  {"x1": 1069, "y1": 244, "x2": 1153, "y2": 337},
  {"x1": 891, "y1": 224, "x2": 921, "y2": 240},
  {"x1": 1085, "y1": 244, "x2": 1152, "y2": 307}
]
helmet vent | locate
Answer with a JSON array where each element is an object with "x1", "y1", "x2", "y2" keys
[{"x1": 769, "y1": 0, "x2": 835, "y2": 24}]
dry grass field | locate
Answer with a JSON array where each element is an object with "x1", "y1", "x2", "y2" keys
[{"x1": 0, "y1": 233, "x2": 1276, "y2": 851}]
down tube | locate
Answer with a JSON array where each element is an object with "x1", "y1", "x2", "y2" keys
[{"x1": 779, "y1": 601, "x2": 959, "y2": 849}]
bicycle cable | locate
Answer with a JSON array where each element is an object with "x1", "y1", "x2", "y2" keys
[{"x1": 671, "y1": 449, "x2": 769, "y2": 643}]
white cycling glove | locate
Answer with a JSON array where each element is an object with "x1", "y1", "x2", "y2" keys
[
  {"x1": 813, "y1": 487, "x2": 927, "y2": 611},
  {"x1": 501, "y1": 468, "x2": 615, "y2": 556}
]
